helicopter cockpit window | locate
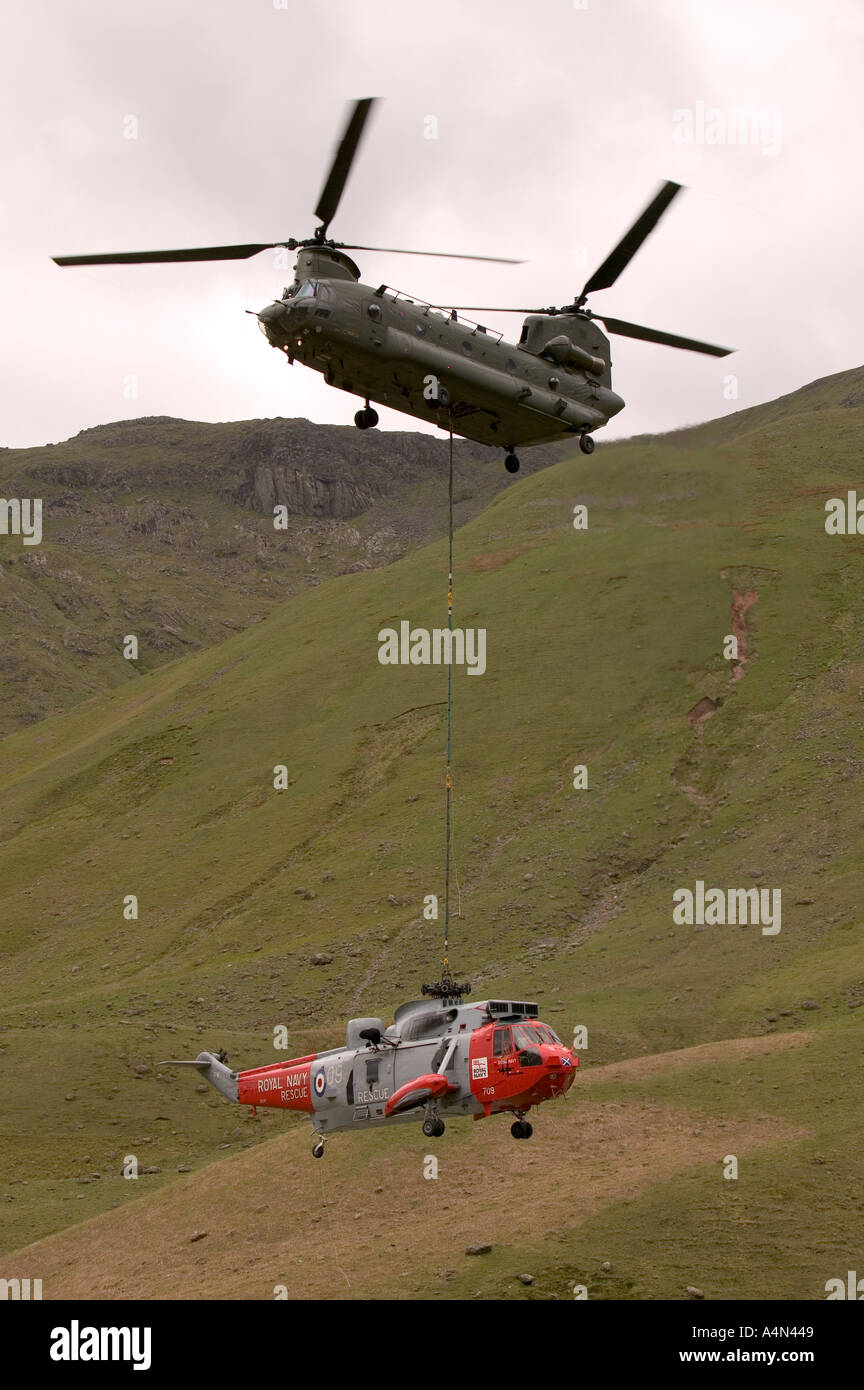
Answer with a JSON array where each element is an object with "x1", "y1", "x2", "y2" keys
[
  {"x1": 535, "y1": 1024, "x2": 560, "y2": 1045},
  {"x1": 513, "y1": 1024, "x2": 543, "y2": 1049},
  {"x1": 294, "y1": 281, "x2": 317, "y2": 301},
  {"x1": 493, "y1": 1026, "x2": 513, "y2": 1057}
]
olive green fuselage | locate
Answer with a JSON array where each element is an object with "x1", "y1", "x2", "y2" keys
[{"x1": 258, "y1": 249, "x2": 625, "y2": 449}]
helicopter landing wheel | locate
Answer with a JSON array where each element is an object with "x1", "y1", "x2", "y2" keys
[
  {"x1": 312, "y1": 1138, "x2": 326, "y2": 1158},
  {"x1": 422, "y1": 1114, "x2": 444, "y2": 1138},
  {"x1": 505, "y1": 449, "x2": 520, "y2": 474},
  {"x1": 579, "y1": 433, "x2": 595, "y2": 455},
  {"x1": 511, "y1": 1118, "x2": 534, "y2": 1139},
  {"x1": 354, "y1": 407, "x2": 378, "y2": 430}
]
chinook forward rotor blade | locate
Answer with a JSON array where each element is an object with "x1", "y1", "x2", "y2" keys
[
  {"x1": 53, "y1": 243, "x2": 284, "y2": 267},
  {"x1": 314, "y1": 97, "x2": 378, "y2": 236},
  {"x1": 342, "y1": 246, "x2": 524, "y2": 264},
  {"x1": 428, "y1": 304, "x2": 546, "y2": 312},
  {"x1": 579, "y1": 180, "x2": 683, "y2": 298},
  {"x1": 595, "y1": 313, "x2": 733, "y2": 356}
]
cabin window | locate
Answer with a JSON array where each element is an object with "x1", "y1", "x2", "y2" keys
[
  {"x1": 346, "y1": 1068, "x2": 354, "y2": 1104},
  {"x1": 493, "y1": 1026, "x2": 513, "y2": 1056},
  {"x1": 366, "y1": 1059, "x2": 379, "y2": 1085},
  {"x1": 536, "y1": 1024, "x2": 561, "y2": 1045}
]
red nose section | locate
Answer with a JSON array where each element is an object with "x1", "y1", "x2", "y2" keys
[{"x1": 534, "y1": 1049, "x2": 578, "y2": 1099}]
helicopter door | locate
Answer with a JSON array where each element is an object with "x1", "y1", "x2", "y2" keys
[
  {"x1": 356, "y1": 1050, "x2": 394, "y2": 1115},
  {"x1": 490, "y1": 1024, "x2": 535, "y2": 1105},
  {"x1": 493, "y1": 1025, "x2": 519, "y2": 1076}
]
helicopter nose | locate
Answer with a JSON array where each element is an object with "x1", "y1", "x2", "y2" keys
[{"x1": 257, "y1": 301, "x2": 290, "y2": 325}]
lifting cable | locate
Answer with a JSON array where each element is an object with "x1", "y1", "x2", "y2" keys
[{"x1": 442, "y1": 426, "x2": 458, "y2": 980}]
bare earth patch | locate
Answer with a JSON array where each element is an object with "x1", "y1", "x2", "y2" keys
[
  {"x1": 7, "y1": 1033, "x2": 810, "y2": 1301},
  {"x1": 460, "y1": 543, "x2": 536, "y2": 572}
]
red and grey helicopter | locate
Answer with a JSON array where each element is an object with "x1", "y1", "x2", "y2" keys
[
  {"x1": 53, "y1": 99, "x2": 732, "y2": 472},
  {"x1": 166, "y1": 983, "x2": 577, "y2": 1157}
]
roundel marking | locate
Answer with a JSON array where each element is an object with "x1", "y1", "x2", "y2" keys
[{"x1": 314, "y1": 1071, "x2": 326, "y2": 1097}]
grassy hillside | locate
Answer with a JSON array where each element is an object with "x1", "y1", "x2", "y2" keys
[
  {"x1": 0, "y1": 415, "x2": 559, "y2": 734},
  {"x1": 631, "y1": 361, "x2": 864, "y2": 448},
  {"x1": 1, "y1": 376, "x2": 863, "y2": 1298}
]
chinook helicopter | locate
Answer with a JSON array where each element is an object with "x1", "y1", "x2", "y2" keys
[
  {"x1": 166, "y1": 986, "x2": 578, "y2": 1157},
  {"x1": 53, "y1": 99, "x2": 732, "y2": 472}
]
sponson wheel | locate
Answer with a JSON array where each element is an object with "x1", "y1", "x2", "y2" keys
[
  {"x1": 422, "y1": 1116, "x2": 441, "y2": 1138},
  {"x1": 511, "y1": 1119, "x2": 534, "y2": 1139},
  {"x1": 579, "y1": 433, "x2": 595, "y2": 454},
  {"x1": 354, "y1": 407, "x2": 378, "y2": 430}
]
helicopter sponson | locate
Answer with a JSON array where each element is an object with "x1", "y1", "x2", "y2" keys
[{"x1": 166, "y1": 997, "x2": 578, "y2": 1155}]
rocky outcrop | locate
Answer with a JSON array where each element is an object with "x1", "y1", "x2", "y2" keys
[{"x1": 246, "y1": 461, "x2": 373, "y2": 519}]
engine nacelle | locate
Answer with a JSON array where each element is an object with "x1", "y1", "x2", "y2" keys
[
  {"x1": 519, "y1": 313, "x2": 612, "y2": 386},
  {"x1": 542, "y1": 334, "x2": 605, "y2": 375}
]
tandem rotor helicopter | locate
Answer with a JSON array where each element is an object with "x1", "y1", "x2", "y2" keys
[{"x1": 54, "y1": 98, "x2": 733, "y2": 472}]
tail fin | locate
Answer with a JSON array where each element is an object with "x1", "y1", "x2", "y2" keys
[{"x1": 160, "y1": 1050, "x2": 238, "y2": 1103}]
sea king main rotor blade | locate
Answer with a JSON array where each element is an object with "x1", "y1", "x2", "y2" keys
[
  {"x1": 314, "y1": 97, "x2": 378, "y2": 236},
  {"x1": 579, "y1": 180, "x2": 683, "y2": 298}
]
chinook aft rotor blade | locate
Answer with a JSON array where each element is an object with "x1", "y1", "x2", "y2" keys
[
  {"x1": 53, "y1": 243, "x2": 285, "y2": 267},
  {"x1": 595, "y1": 313, "x2": 733, "y2": 356},
  {"x1": 314, "y1": 97, "x2": 378, "y2": 236},
  {"x1": 342, "y1": 246, "x2": 524, "y2": 264},
  {"x1": 579, "y1": 180, "x2": 683, "y2": 299}
]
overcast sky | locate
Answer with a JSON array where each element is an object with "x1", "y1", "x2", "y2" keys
[{"x1": 1, "y1": 0, "x2": 861, "y2": 449}]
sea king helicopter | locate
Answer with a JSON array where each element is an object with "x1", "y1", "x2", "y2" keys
[
  {"x1": 53, "y1": 99, "x2": 733, "y2": 472},
  {"x1": 165, "y1": 980, "x2": 578, "y2": 1157}
]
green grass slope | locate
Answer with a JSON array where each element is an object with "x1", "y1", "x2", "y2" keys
[
  {"x1": 0, "y1": 415, "x2": 558, "y2": 735},
  {"x1": 1, "y1": 377, "x2": 863, "y2": 1296}
]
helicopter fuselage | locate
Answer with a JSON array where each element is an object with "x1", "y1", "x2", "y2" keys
[
  {"x1": 257, "y1": 248, "x2": 624, "y2": 450},
  {"x1": 181, "y1": 997, "x2": 578, "y2": 1145}
]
